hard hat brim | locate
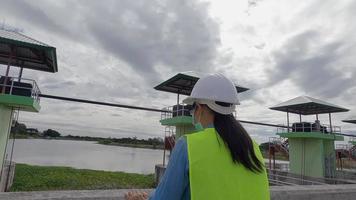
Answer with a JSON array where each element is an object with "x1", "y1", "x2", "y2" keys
[
  {"x1": 183, "y1": 97, "x2": 236, "y2": 115},
  {"x1": 183, "y1": 97, "x2": 195, "y2": 105}
]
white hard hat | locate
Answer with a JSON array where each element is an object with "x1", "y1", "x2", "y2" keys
[{"x1": 183, "y1": 73, "x2": 240, "y2": 114}]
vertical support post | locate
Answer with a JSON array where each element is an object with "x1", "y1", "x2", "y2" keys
[
  {"x1": 19, "y1": 67, "x2": 23, "y2": 82},
  {"x1": 299, "y1": 114, "x2": 302, "y2": 123},
  {"x1": 268, "y1": 143, "x2": 271, "y2": 170},
  {"x1": 0, "y1": 108, "x2": 14, "y2": 190},
  {"x1": 163, "y1": 130, "x2": 167, "y2": 166},
  {"x1": 177, "y1": 93, "x2": 180, "y2": 115},
  {"x1": 287, "y1": 112, "x2": 290, "y2": 132},
  {"x1": 329, "y1": 113, "x2": 333, "y2": 133},
  {"x1": 163, "y1": 148, "x2": 166, "y2": 166},
  {"x1": 273, "y1": 152, "x2": 276, "y2": 170},
  {"x1": 2, "y1": 46, "x2": 14, "y2": 94},
  {"x1": 315, "y1": 114, "x2": 320, "y2": 132},
  {"x1": 5, "y1": 109, "x2": 19, "y2": 192},
  {"x1": 9, "y1": 81, "x2": 14, "y2": 95}
]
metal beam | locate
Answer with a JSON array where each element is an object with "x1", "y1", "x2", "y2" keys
[
  {"x1": 39, "y1": 94, "x2": 171, "y2": 113},
  {"x1": 238, "y1": 120, "x2": 289, "y2": 128}
]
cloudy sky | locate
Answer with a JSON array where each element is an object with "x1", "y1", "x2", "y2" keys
[{"x1": 1, "y1": 0, "x2": 356, "y2": 143}]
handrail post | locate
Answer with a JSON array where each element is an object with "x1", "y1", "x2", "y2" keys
[
  {"x1": 9, "y1": 79, "x2": 14, "y2": 95},
  {"x1": 329, "y1": 113, "x2": 333, "y2": 133}
]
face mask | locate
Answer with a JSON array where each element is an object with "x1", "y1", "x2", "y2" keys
[{"x1": 191, "y1": 108, "x2": 204, "y2": 132}]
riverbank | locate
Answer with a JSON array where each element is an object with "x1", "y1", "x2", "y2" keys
[
  {"x1": 97, "y1": 140, "x2": 164, "y2": 150},
  {"x1": 10, "y1": 134, "x2": 164, "y2": 150},
  {"x1": 10, "y1": 164, "x2": 155, "y2": 192}
]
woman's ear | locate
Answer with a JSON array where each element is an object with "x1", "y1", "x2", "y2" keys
[{"x1": 195, "y1": 104, "x2": 202, "y2": 118}]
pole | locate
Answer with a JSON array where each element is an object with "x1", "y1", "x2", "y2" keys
[
  {"x1": 287, "y1": 112, "x2": 290, "y2": 132},
  {"x1": 299, "y1": 114, "x2": 302, "y2": 123},
  {"x1": 163, "y1": 128, "x2": 167, "y2": 166},
  {"x1": 39, "y1": 94, "x2": 170, "y2": 113},
  {"x1": 2, "y1": 46, "x2": 14, "y2": 93},
  {"x1": 268, "y1": 143, "x2": 272, "y2": 170},
  {"x1": 0, "y1": 108, "x2": 14, "y2": 190},
  {"x1": 177, "y1": 93, "x2": 180, "y2": 116},
  {"x1": 19, "y1": 67, "x2": 23, "y2": 82},
  {"x1": 329, "y1": 113, "x2": 332, "y2": 133},
  {"x1": 5, "y1": 109, "x2": 19, "y2": 191}
]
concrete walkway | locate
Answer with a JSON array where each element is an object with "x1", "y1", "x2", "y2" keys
[{"x1": 1, "y1": 184, "x2": 356, "y2": 200}]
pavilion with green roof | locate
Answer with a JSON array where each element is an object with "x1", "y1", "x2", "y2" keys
[
  {"x1": 0, "y1": 29, "x2": 57, "y2": 191},
  {"x1": 270, "y1": 96, "x2": 349, "y2": 178}
]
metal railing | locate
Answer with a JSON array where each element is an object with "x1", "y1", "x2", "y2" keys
[
  {"x1": 350, "y1": 137, "x2": 356, "y2": 143},
  {"x1": 269, "y1": 137, "x2": 289, "y2": 154},
  {"x1": 160, "y1": 104, "x2": 192, "y2": 120},
  {"x1": 336, "y1": 144, "x2": 351, "y2": 150},
  {"x1": 276, "y1": 122, "x2": 341, "y2": 134},
  {"x1": 0, "y1": 75, "x2": 41, "y2": 103}
]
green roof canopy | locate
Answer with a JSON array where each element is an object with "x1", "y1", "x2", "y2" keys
[
  {"x1": 0, "y1": 29, "x2": 58, "y2": 73},
  {"x1": 270, "y1": 96, "x2": 349, "y2": 115},
  {"x1": 154, "y1": 72, "x2": 249, "y2": 96}
]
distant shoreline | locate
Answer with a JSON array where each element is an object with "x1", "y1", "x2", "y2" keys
[
  {"x1": 97, "y1": 140, "x2": 164, "y2": 150},
  {"x1": 11, "y1": 134, "x2": 164, "y2": 150}
]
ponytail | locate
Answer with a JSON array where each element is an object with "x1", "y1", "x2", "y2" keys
[{"x1": 213, "y1": 103, "x2": 263, "y2": 173}]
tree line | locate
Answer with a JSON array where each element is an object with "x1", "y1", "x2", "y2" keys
[
  {"x1": 10, "y1": 122, "x2": 163, "y2": 146},
  {"x1": 11, "y1": 122, "x2": 61, "y2": 138}
]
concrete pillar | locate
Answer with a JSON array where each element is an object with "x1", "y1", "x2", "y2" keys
[
  {"x1": 155, "y1": 164, "x2": 166, "y2": 185},
  {"x1": 0, "y1": 105, "x2": 13, "y2": 179}
]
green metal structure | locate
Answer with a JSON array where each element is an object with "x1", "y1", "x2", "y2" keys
[
  {"x1": 0, "y1": 29, "x2": 57, "y2": 191},
  {"x1": 270, "y1": 96, "x2": 349, "y2": 178}
]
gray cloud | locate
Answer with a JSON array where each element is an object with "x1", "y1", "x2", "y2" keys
[
  {"x1": 0, "y1": 0, "x2": 220, "y2": 84},
  {"x1": 84, "y1": 0, "x2": 220, "y2": 83},
  {"x1": 0, "y1": 0, "x2": 77, "y2": 40},
  {"x1": 266, "y1": 30, "x2": 356, "y2": 98}
]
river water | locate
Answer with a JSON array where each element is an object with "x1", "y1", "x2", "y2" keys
[{"x1": 11, "y1": 139, "x2": 167, "y2": 174}]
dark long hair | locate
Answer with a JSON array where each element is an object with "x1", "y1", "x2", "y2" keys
[{"x1": 212, "y1": 102, "x2": 264, "y2": 173}]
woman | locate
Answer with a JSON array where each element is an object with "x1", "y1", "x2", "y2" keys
[{"x1": 126, "y1": 73, "x2": 269, "y2": 200}]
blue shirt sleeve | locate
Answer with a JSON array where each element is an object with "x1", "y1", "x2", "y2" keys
[{"x1": 149, "y1": 137, "x2": 190, "y2": 200}]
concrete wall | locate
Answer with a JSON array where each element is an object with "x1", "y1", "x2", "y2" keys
[
  {"x1": 0, "y1": 162, "x2": 15, "y2": 192},
  {"x1": 289, "y1": 138, "x2": 325, "y2": 177},
  {"x1": 154, "y1": 164, "x2": 166, "y2": 185},
  {"x1": 323, "y1": 140, "x2": 336, "y2": 177},
  {"x1": 1, "y1": 184, "x2": 356, "y2": 200},
  {"x1": 270, "y1": 184, "x2": 356, "y2": 200},
  {"x1": 0, "y1": 105, "x2": 12, "y2": 179}
]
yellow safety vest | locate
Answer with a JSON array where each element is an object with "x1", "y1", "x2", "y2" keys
[{"x1": 186, "y1": 128, "x2": 270, "y2": 200}]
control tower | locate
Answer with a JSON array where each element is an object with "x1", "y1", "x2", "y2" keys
[
  {"x1": 270, "y1": 96, "x2": 348, "y2": 178},
  {"x1": 0, "y1": 29, "x2": 58, "y2": 191}
]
